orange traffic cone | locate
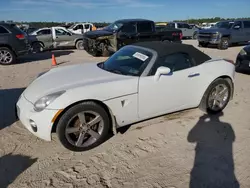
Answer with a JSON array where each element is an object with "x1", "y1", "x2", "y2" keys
[{"x1": 52, "y1": 53, "x2": 57, "y2": 66}]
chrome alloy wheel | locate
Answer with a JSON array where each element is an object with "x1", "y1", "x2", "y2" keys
[
  {"x1": 208, "y1": 84, "x2": 229, "y2": 111},
  {"x1": 0, "y1": 50, "x2": 13, "y2": 64},
  {"x1": 65, "y1": 111, "x2": 104, "y2": 147}
]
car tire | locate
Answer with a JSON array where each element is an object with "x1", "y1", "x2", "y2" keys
[
  {"x1": 192, "y1": 32, "x2": 197, "y2": 39},
  {"x1": 218, "y1": 37, "x2": 229, "y2": 50},
  {"x1": 56, "y1": 101, "x2": 111, "y2": 152},
  {"x1": 32, "y1": 42, "x2": 44, "y2": 53},
  {"x1": 199, "y1": 78, "x2": 231, "y2": 114},
  {"x1": 0, "y1": 47, "x2": 16, "y2": 65},
  {"x1": 76, "y1": 40, "x2": 84, "y2": 50}
]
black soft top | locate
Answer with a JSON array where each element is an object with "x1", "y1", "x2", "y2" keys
[{"x1": 133, "y1": 41, "x2": 211, "y2": 65}]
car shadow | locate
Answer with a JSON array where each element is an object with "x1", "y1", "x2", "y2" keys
[
  {"x1": 199, "y1": 42, "x2": 249, "y2": 49},
  {"x1": 187, "y1": 112, "x2": 240, "y2": 188},
  {"x1": 0, "y1": 153, "x2": 37, "y2": 188},
  {"x1": 18, "y1": 50, "x2": 74, "y2": 64},
  {"x1": 0, "y1": 88, "x2": 25, "y2": 130}
]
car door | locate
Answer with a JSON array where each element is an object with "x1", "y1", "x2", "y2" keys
[
  {"x1": 72, "y1": 24, "x2": 83, "y2": 34},
  {"x1": 231, "y1": 21, "x2": 245, "y2": 42},
  {"x1": 35, "y1": 29, "x2": 53, "y2": 49},
  {"x1": 138, "y1": 52, "x2": 204, "y2": 119},
  {"x1": 243, "y1": 20, "x2": 250, "y2": 41},
  {"x1": 53, "y1": 28, "x2": 73, "y2": 48},
  {"x1": 182, "y1": 23, "x2": 193, "y2": 37},
  {"x1": 117, "y1": 23, "x2": 137, "y2": 46},
  {"x1": 136, "y1": 21, "x2": 154, "y2": 42},
  {"x1": 84, "y1": 24, "x2": 91, "y2": 33}
]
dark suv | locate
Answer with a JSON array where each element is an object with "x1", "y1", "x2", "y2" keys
[{"x1": 0, "y1": 22, "x2": 30, "y2": 65}]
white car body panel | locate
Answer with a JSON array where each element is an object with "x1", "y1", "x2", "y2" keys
[{"x1": 16, "y1": 47, "x2": 235, "y2": 141}]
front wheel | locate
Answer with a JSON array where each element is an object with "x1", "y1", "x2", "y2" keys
[
  {"x1": 199, "y1": 78, "x2": 231, "y2": 114},
  {"x1": 56, "y1": 102, "x2": 111, "y2": 152},
  {"x1": 218, "y1": 37, "x2": 229, "y2": 50}
]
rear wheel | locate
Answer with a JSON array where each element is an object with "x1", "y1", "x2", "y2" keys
[
  {"x1": 0, "y1": 47, "x2": 16, "y2": 65},
  {"x1": 76, "y1": 40, "x2": 84, "y2": 50},
  {"x1": 199, "y1": 78, "x2": 231, "y2": 114},
  {"x1": 32, "y1": 42, "x2": 44, "y2": 53},
  {"x1": 56, "y1": 101, "x2": 111, "y2": 152}
]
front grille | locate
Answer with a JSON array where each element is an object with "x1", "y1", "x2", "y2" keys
[{"x1": 198, "y1": 33, "x2": 212, "y2": 39}]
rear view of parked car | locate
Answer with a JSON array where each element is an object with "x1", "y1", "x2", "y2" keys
[{"x1": 0, "y1": 23, "x2": 30, "y2": 65}]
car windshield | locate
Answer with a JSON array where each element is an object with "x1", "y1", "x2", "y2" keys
[
  {"x1": 214, "y1": 21, "x2": 234, "y2": 29},
  {"x1": 104, "y1": 22, "x2": 123, "y2": 31},
  {"x1": 98, "y1": 46, "x2": 153, "y2": 76}
]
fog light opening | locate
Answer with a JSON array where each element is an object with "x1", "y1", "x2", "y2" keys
[{"x1": 29, "y1": 119, "x2": 38, "y2": 132}]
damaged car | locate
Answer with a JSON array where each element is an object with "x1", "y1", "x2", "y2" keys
[{"x1": 83, "y1": 19, "x2": 183, "y2": 57}]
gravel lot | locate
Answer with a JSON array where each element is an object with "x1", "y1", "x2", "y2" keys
[{"x1": 0, "y1": 40, "x2": 250, "y2": 188}]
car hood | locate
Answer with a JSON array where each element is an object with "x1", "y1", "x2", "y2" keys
[
  {"x1": 84, "y1": 29, "x2": 113, "y2": 39},
  {"x1": 23, "y1": 63, "x2": 131, "y2": 103},
  {"x1": 199, "y1": 28, "x2": 229, "y2": 34}
]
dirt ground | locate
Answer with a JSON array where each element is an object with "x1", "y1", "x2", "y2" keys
[{"x1": 0, "y1": 40, "x2": 250, "y2": 188}]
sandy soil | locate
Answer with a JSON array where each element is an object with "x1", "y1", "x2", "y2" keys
[{"x1": 0, "y1": 40, "x2": 250, "y2": 188}]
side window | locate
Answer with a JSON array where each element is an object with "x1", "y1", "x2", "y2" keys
[
  {"x1": 74, "y1": 24, "x2": 83, "y2": 30},
  {"x1": 150, "y1": 53, "x2": 193, "y2": 75},
  {"x1": 233, "y1": 21, "x2": 242, "y2": 28},
  {"x1": 84, "y1": 24, "x2": 90, "y2": 29},
  {"x1": 37, "y1": 29, "x2": 51, "y2": 35},
  {"x1": 137, "y1": 22, "x2": 153, "y2": 33},
  {"x1": 120, "y1": 23, "x2": 136, "y2": 33},
  {"x1": 0, "y1": 26, "x2": 9, "y2": 34},
  {"x1": 243, "y1": 21, "x2": 250, "y2": 28},
  {"x1": 55, "y1": 29, "x2": 68, "y2": 35},
  {"x1": 177, "y1": 23, "x2": 183, "y2": 28},
  {"x1": 183, "y1": 23, "x2": 190, "y2": 29},
  {"x1": 167, "y1": 23, "x2": 175, "y2": 28}
]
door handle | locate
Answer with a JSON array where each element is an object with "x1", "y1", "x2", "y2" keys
[{"x1": 188, "y1": 72, "x2": 200, "y2": 77}]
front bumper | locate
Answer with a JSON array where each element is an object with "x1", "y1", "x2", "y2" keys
[{"x1": 16, "y1": 93, "x2": 59, "y2": 141}]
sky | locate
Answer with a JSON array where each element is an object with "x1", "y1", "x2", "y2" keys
[{"x1": 0, "y1": 0, "x2": 250, "y2": 22}]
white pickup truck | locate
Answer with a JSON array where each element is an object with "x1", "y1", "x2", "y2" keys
[{"x1": 67, "y1": 23, "x2": 96, "y2": 34}]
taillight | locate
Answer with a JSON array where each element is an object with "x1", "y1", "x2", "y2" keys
[
  {"x1": 179, "y1": 32, "x2": 183, "y2": 40},
  {"x1": 223, "y1": 58, "x2": 234, "y2": 65},
  {"x1": 16, "y1": 34, "x2": 25, "y2": 39}
]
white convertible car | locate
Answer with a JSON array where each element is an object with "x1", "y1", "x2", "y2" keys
[{"x1": 16, "y1": 41, "x2": 235, "y2": 151}]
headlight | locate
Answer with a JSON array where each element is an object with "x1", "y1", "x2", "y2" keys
[
  {"x1": 34, "y1": 91, "x2": 65, "y2": 112},
  {"x1": 211, "y1": 33, "x2": 220, "y2": 38},
  {"x1": 239, "y1": 48, "x2": 247, "y2": 56}
]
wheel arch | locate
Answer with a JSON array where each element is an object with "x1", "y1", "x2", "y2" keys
[
  {"x1": 75, "y1": 38, "x2": 83, "y2": 45},
  {"x1": 51, "y1": 99, "x2": 116, "y2": 135},
  {"x1": 0, "y1": 44, "x2": 17, "y2": 56},
  {"x1": 31, "y1": 40, "x2": 45, "y2": 47},
  {"x1": 198, "y1": 75, "x2": 234, "y2": 112}
]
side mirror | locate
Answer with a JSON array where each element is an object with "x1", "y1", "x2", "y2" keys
[
  {"x1": 154, "y1": 66, "x2": 171, "y2": 81},
  {"x1": 233, "y1": 25, "x2": 240, "y2": 29}
]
